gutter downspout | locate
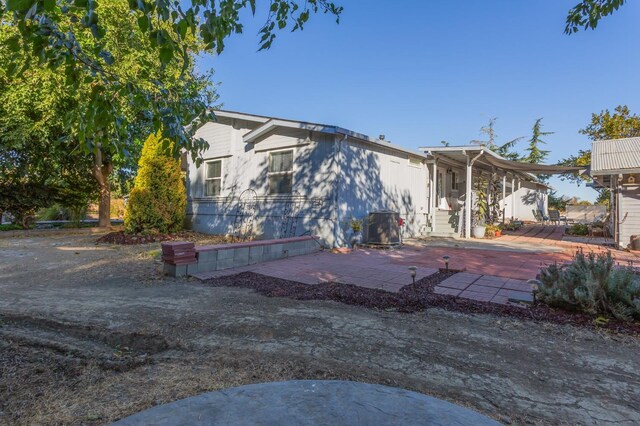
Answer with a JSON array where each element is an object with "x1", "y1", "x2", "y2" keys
[{"x1": 332, "y1": 134, "x2": 348, "y2": 247}]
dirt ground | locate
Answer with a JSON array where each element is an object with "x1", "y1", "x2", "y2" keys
[{"x1": 1, "y1": 231, "x2": 639, "y2": 425}]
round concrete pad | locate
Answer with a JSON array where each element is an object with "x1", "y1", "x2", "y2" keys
[{"x1": 112, "y1": 380, "x2": 501, "y2": 425}]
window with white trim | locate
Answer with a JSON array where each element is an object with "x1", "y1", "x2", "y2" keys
[
  {"x1": 268, "y1": 150, "x2": 293, "y2": 194},
  {"x1": 204, "y1": 160, "x2": 222, "y2": 196}
]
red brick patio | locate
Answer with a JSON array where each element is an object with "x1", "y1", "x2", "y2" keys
[{"x1": 193, "y1": 225, "x2": 640, "y2": 306}]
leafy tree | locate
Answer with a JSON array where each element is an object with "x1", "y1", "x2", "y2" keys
[
  {"x1": 565, "y1": 0, "x2": 627, "y2": 34},
  {"x1": 548, "y1": 190, "x2": 569, "y2": 211},
  {"x1": 1, "y1": 0, "x2": 218, "y2": 227},
  {"x1": 560, "y1": 105, "x2": 640, "y2": 179},
  {"x1": 471, "y1": 117, "x2": 522, "y2": 160},
  {"x1": 559, "y1": 105, "x2": 640, "y2": 205},
  {"x1": 124, "y1": 132, "x2": 186, "y2": 234},
  {"x1": 1, "y1": 0, "x2": 341, "y2": 165},
  {"x1": 0, "y1": 41, "x2": 98, "y2": 227}
]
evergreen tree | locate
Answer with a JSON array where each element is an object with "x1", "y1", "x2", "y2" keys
[
  {"x1": 124, "y1": 132, "x2": 186, "y2": 234},
  {"x1": 523, "y1": 118, "x2": 552, "y2": 164},
  {"x1": 472, "y1": 117, "x2": 522, "y2": 160}
]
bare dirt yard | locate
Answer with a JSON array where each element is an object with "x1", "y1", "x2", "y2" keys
[{"x1": 1, "y1": 231, "x2": 639, "y2": 425}]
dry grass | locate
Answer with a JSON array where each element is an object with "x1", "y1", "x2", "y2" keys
[{"x1": 1, "y1": 343, "x2": 411, "y2": 426}]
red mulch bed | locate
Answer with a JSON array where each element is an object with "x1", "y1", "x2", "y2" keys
[
  {"x1": 97, "y1": 231, "x2": 233, "y2": 245},
  {"x1": 206, "y1": 271, "x2": 640, "y2": 336}
]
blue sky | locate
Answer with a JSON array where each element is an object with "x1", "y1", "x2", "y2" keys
[{"x1": 197, "y1": 0, "x2": 640, "y2": 201}]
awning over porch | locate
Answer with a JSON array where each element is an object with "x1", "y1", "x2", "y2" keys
[{"x1": 419, "y1": 145, "x2": 583, "y2": 179}]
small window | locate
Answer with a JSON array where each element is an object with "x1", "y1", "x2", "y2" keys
[
  {"x1": 451, "y1": 171, "x2": 459, "y2": 191},
  {"x1": 268, "y1": 150, "x2": 293, "y2": 194},
  {"x1": 204, "y1": 160, "x2": 222, "y2": 196}
]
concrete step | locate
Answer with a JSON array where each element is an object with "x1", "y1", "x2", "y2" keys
[{"x1": 425, "y1": 231, "x2": 460, "y2": 238}]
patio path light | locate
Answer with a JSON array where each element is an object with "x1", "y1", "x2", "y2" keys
[
  {"x1": 408, "y1": 266, "x2": 417, "y2": 284},
  {"x1": 442, "y1": 255, "x2": 450, "y2": 272}
]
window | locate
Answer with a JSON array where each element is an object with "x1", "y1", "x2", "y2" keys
[
  {"x1": 451, "y1": 171, "x2": 459, "y2": 191},
  {"x1": 204, "y1": 160, "x2": 222, "y2": 196},
  {"x1": 268, "y1": 150, "x2": 293, "y2": 194}
]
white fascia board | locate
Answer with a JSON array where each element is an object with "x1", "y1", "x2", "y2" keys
[
  {"x1": 243, "y1": 119, "x2": 339, "y2": 143},
  {"x1": 419, "y1": 145, "x2": 485, "y2": 153},
  {"x1": 590, "y1": 167, "x2": 640, "y2": 176},
  {"x1": 213, "y1": 110, "x2": 270, "y2": 123}
]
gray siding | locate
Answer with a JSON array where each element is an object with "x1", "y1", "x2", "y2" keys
[
  {"x1": 619, "y1": 186, "x2": 640, "y2": 249},
  {"x1": 336, "y1": 137, "x2": 428, "y2": 245},
  {"x1": 187, "y1": 119, "x2": 340, "y2": 245}
]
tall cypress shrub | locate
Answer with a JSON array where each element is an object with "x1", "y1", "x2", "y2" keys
[{"x1": 124, "y1": 132, "x2": 186, "y2": 234}]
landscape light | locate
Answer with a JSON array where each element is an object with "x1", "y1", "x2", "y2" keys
[
  {"x1": 408, "y1": 266, "x2": 417, "y2": 284},
  {"x1": 443, "y1": 255, "x2": 451, "y2": 272}
]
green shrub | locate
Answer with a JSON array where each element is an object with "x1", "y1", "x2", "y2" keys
[
  {"x1": 0, "y1": 223, "x2": 23, "y2": 231},
  {"x1": 533, "y1": 251, "x2": 640, "y2": 321},
  {"x1": 501, "y1": 222, "x2": 521, "y2": 232},
  {"x1": 124, "y1": 132, "x2": 186, "y2": 234},
  {"x1": 37, "y1": 204, "x2": 68, "y2": 221},
  {"x1": 567, "y1": 223, "x2": 589, "y2": 236}
]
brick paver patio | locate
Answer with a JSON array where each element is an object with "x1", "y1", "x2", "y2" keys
[
  {"x1": 193, "y1": 249, "x2": 439, "y2": 293},
  {"x1": 193, "y1": 225, "x2": 640, "y2": 306},
  {"x1": 434, "y1": 272, "x2": 532, "y2": 305}
]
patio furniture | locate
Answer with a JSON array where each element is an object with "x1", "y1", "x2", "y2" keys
[
  {"x1": 532, "y1": 209, "x2": 549, "y2": 224},
  {"x1": 588, "y1": 213, "x2": 611, "y2": 240},
  {"x1": 548, "y1": 210, "x2": 566, "y2": 225}
]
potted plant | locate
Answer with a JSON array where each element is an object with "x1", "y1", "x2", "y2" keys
[
  {"x1": 349, "y1": 217, "x2": 363, "y2": 248},
  {"x1": 472, "y1": 179, "x2": 488, "y2": 239},
  {"x1": 485, "y1": 224, "x2": 502, "y2": 238}
]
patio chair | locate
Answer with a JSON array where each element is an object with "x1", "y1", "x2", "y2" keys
[
  {"x1": 548, "y1": 210, "x2": 566, "y2": 225},
  {"x1": 532, "y1": 209, "x2": 549, "y2": 224}
]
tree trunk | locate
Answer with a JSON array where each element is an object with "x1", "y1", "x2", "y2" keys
[{"x1": 92, "y1": 148, "x2": 113, "y2": 228}]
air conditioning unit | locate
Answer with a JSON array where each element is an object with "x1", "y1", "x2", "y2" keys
[{"x1": 367, "y1": 211, "x2": 401, "y2": 246}]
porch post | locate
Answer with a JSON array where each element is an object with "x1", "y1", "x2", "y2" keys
[
  {"x1": 511, "y1": 176, "x2": 515, "y2": 221},
  {"x1": 430, "y1": 159, "x2": 438, "y2": 232},
  {"x1": 501, "y1": 173, "x2": 507, "y2": 223},
  {"x1": 465, "y1": 156, "x2": 473, "y2": 238}
]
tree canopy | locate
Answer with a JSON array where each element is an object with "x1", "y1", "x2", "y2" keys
[
  {"x1": 1, "y1": 0, "x2": 342, "y2": 160},
  {"x1": 0, "y1": 0, "x2": 218, "y2": 226},
  {"x1": 565, "y1": 0, "x2": 627, "y2": 34}
]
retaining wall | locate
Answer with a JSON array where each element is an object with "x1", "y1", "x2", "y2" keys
[{"x1": 164, "y1": 236, "x2": 321, "y2": 277}]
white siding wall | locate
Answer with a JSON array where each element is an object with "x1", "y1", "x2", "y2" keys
[
  {"x1": 187, "y1": 118, "x2": 339, "y2": 245},
  {"x1": 619, "y1": 185, "x2": 640, "y2": 249},
  {"x1": 336, "y1": 137, "x2": 428, "y2": 246},
  {"x1": 504, "y1": 180, "x2": 547, "y2": 221}
]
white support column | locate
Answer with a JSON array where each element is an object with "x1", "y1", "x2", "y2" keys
[
  {"x1": 501, "y1": 174, "x2": 507, "y2": 224},
  {"x1": 465, "y1": 157, "x2": 473, "y2": 238},
  {"x1": 511, "y1": 176, "x2": 515, "y2": 221},
  {"x1": 430, "y1": 159, "x2": 438, "y2": 232}
]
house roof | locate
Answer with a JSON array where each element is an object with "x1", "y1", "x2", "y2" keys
[
  {"x1": 591, "y1": 137, "x2": 640, "y2": 175},
  {"x1": 212, "y1": 110, "x2": 428, "y2": 159}
]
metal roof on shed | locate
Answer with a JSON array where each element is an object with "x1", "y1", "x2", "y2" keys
[{"x1": 591, "y1": 137, "x2": 640, "y2": 175}]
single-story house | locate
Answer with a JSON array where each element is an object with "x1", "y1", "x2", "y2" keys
[
  {"x1": 185, "y1": 110, "x2": 558, "y2": 246},
  {"x1": 590, "y1": 137, "x2": 640, "y2": 249}
]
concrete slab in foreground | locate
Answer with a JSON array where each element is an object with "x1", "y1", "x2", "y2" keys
[{"x1": 112, "y1": 380, "x2": 501, "y2": 426}]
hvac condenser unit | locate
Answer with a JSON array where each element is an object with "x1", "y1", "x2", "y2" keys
[{"x1": 367, "y1": 211, "x2": 401, "y2": 246}]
